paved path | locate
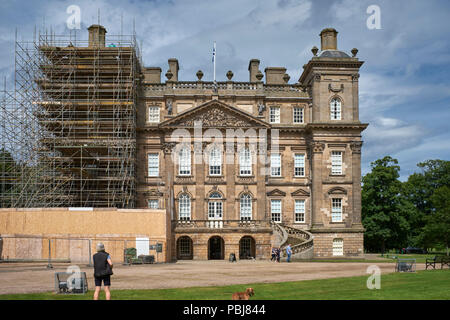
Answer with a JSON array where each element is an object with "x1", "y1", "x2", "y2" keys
[{"x1": 0, "y1": 260, "x2": 424, "y2": 295}]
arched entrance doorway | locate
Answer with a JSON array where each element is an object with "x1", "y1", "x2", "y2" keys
[
  {"x1": 239, "y1": 236, "x2": 256, "y2": 259},
  {"x1": 208, "y1": 236, "x2": 224, "y2": 260},
  {"x1": 177, "y1": 236, "x2": 193, "y2": 260}
]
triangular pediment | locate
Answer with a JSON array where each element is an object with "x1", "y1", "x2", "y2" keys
[
  {"x1": 267, "y1": 189, "x2": 286, "y2": 197},
  {"x1": 159, "y1": 100, "x2": 270, "y2": 129},
  {"x1": 291, "y1": 188, "x2": 310, "y2": 197}
]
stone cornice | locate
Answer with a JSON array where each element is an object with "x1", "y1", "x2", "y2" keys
[{"x1": 306, "y1": 122, "x2": 368, "y2": 132}]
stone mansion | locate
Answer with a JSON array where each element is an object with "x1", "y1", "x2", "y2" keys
[{"x1": 138, "y1": 27, "x2": 367, "y2": 260}]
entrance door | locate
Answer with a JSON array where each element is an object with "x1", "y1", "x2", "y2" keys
[
  {"x1": 239, "y1": 236, "x2": 256, "y2": 259},
  {"x1": 208, "y1": 236, "x2": 224, "y2": 260}
]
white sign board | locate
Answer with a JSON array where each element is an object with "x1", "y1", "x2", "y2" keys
[{"x1": 136, "y1": 237, "x2": 150, "y2": 256}]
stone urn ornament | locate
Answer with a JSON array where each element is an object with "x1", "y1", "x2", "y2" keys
[
  {"x1": 283, "y1": 73, "x2": 290, "y2": 84},
  {"x1": 311, "y1": 46, "x2": 319, "y2": 56},
  {"x1": 165, "y1": 70, "x2": 173, "y2": 81},
  {"x1": 351, "y1": 48, "x2": 358, "y2": 57},
  {"x1": 256, "y1": 70, "x2": 263, "y2": 81},
  {"x1": 226, "y1": 70, "x2": 233, "y2": 81},
  {"x1": 196, "y1": 70, "x2": 203, "y2": 81}
]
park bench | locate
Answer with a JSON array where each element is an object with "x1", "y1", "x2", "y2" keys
[{"x1": 425, "y1": 255, "x2": 450, "y2": 270}]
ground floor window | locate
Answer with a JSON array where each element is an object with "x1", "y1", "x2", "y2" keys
[
  {"x1": 332, "y1": 238, "x2": 344, "y2": 256},
  {"x1": 239, "y1": 236, "x2": 256, "y2": 259},
  {"x1": 177, "y1": 236, "x2": 193, "y2": 260}
]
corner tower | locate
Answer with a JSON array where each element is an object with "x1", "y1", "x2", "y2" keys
[{"x1": 300, "y1": 28, "x2": 368, "y2": 257}]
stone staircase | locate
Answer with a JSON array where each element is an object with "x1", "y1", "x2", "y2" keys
[{"x1": 271, "y1": 222, "x2": 314, "y2": 260}]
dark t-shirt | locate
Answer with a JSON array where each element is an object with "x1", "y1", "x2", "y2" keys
[{"x1": 93, "y1": 251, "x2": 111, "y2": 277}]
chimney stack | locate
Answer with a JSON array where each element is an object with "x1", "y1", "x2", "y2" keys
[
  {"x1": 88, "y1": 25, "x2": 107, "y2": 48},
  {"x1": 168, "y1": 58, "x2": 179, "y2": 82},
  {"x1": 320, "y1": 28, "x2": 338, "y2": 50},
  {"x1": 248, "y1": 59, "x2": 261, "y2": 82}
]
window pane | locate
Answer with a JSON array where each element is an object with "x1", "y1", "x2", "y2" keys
[
  {"x1": 148, "y1": 153, "x2": 159, "y2": 176},
  {"x1": 294, "y1": 154, "x2": 305, "y2": 176},
  {"x1": 240, "y1": 194, "x2": 252, "y2": 220},
  {"x1": 270, "y1": 153, "x2": 281, "y2": 176},
  {"x1": 239, "y1": 148, "x2": 252, "y2": 175},
  {"x1": 331, "y1": 198, "x2": 342, "y2": 222},
  {"x1": 179, "y1": 148, "x2": 191, "y2": 175},
  {"x1": 293, "y1": 107, "x2": 304, "y2": 123},
  {"x1": 331, "y1": 151, "x2": 342, "y2": 175},
  {"x1": 179, "y1": 194, "x2": 191, "y2": 220},
  {"x1": 333, "y1": 238, "x2": 344, "y2": 256},
  {"x1": 271, "y1": 199, "x2": 282, "y2": 222},
  {"x1": 330, "y1": 98, "x2": 341, "y2": 120},
  {"x1": 148, "y1": 106, "x2": 160, "y2": 123},
  {"x1": 209, "y1": 148, "x2": 222, "y2": 175},
  {"x1": 270, "y1": 107, "x2": 280, "y2": 123},
  {"x1": 148, "y1": 199, "x2": 159, "y2": 209},
  {"x1": 295, "y1": 200, "x2": 305, "y2": 223}
]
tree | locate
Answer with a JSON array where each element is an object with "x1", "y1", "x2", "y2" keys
[
  {"x1": 362, "y1": 156, "x2": 410, "y2": 253},
  {"x1": 402, "y1": 160, "x2": 450, "y2": 249},
  {"x1": 422, "y1": 186, "x2": 450, "y2": 255}
]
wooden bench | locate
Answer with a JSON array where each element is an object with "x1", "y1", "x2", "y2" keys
[{"x1": 426, "y1": 255, "x2": 450, "y2": 270}]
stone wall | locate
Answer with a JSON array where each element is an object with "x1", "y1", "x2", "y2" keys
[
  {"x1": 312, "y1": 231, "x2": 363, "y2": 258},
  {"x1": 0, "y1": 208, "x2": 169, "y2": 263},
  {"x1": 174, "y1": 231, "x2": 272, "y2": 260}
]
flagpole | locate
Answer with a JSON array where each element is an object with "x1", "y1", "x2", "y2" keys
[{"x1": 213, "y1": 41, "x2": 216, "y2": 82}]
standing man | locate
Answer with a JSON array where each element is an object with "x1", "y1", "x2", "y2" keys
[
  {"x1": 286, "y1": 244, "x2": 292, "y2": 263},
  {"x1": 93, "y1": 242, "x2": 113, "y2": 300}
]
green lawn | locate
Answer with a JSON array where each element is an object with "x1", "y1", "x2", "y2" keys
[{"x1": 0, "y1": 269, "x2": 448, "y2": 300}]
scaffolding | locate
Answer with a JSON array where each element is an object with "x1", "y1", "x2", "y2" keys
[{"x1": 0, "y1": 26, "x2": 141, "y2": 208}]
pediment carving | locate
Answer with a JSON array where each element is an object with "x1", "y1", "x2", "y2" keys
[
  {"x1": 291, "y1": 188, "x2": 310, "y2": 197},
  {"x1": 267, "y1": 189, "x2": 286, "y2": 197},
  {"x1": 159, "y1": 100, "x2": 270, "y2": 129}
]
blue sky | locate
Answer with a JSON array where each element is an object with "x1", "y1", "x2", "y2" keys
[{"x1": 0, "y1": 0, "x2": 449, "y2": 180}]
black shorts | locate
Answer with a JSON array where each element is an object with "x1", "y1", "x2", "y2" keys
[{"x1": 94, "y1": 275, "x2": 111, "y2": 287}]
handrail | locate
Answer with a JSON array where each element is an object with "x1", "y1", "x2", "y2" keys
[
  {"x1": 270, "y1": 221, "x2": 288, "y2": 248},
  {"x1": 278, "y1": 224, "x2": 314, "y2": 257}
]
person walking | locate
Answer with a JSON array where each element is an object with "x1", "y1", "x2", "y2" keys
[
  {"x1": 286, "y1": 244, "x2": 292, "y2": 263},
  {"x1": 93, "y1": 242, "x2": 113, "y2": 300},
  {"x1": 276, "y1": 247, "x2": 281, "y2": 263},
  {"x1": 271, "y1": 247, "x2": 277, "y2": 261}
]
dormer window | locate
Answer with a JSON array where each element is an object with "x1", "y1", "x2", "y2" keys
[{"x1": 330, "y1": 98, "x2": 341, "y2": 120}]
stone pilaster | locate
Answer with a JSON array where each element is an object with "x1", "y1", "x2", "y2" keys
[
  {"x1": 350, "y1": 141, "x2": 363, "y2": 226},
  {"x1": 225, "y1": 147, "x2": 236, "y2": 219},
  {"x1": 194, "y1": 142, "x2": 205, "y2": 220},
  {"x1": 162, "y1": 142, "x2": 176, "y2": 261},
  {"x1": 310, "y1": 141, "x2": 325, "y2": 228}
]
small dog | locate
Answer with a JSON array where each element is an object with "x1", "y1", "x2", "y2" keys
[{"x1": 231, "y1": 288, "x2": 255, "y2": 300}]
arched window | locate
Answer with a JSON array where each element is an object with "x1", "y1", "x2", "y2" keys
[
  {"x1": 239, "y1": 148, "x2": 252, "y2": 176},
  {"x1": 240, "y1": 194, "x2": 252, "y2": 221},
  {"x1": 208, "y1": 192, "x2": 223, "y2": 220},
  {"x1": 179, "y1": 193, "x2": 191, "y2": 220},
  {"x1": 330, "y1": 98, "x2": 341, "y2": 120},
  {"x1": 209, "y1": 148, "x2": 222, "y2": 176},
  {"x1": 178, "y1": 147, "x2": 191, "y2": 175}
]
